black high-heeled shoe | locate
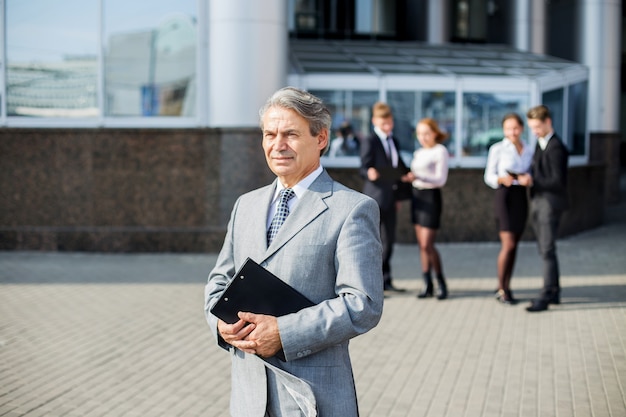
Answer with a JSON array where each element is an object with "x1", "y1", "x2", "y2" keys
[
  {"x1": 495, "y1": 289, "x2": 514, "y2": 305},
  {"x1": 436, "y1": 276, "x2": 448, "y2": 300},
  {"x1": 417, "y1": 284, "x2": 433, "y2": 298},
  {"x1": 505, "y1": 290, "x2": 517, "y2": 304},
  {"x1": 417, "y1": 272, "x2": 434, "y2": 298}
]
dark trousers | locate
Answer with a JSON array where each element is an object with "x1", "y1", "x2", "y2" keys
[
  {"x1": 380, "y1": 205, "x2": 397, "y2": 283},
  {"x1": 531, "y1": 197, "x2": 562, "y2": 298}
]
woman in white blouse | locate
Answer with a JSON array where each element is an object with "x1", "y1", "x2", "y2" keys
[
  {"x1": 410, "y1": 118, "x2": 450, "y2": 300},
  {"x1": 484, "y1": 113, "x2": 534, "y2": 304}
]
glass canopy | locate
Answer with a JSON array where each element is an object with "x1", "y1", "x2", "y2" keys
[{"x1": 287, "y1": 39, "x2": 589, "y2": 167}]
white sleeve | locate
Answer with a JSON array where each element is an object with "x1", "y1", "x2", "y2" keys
[{"x1": 484, "y1": 143, "x2": 500, "y2": 189}]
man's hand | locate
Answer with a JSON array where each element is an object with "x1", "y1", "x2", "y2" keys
[
  {"x1": 401, "y1": 172, "x2": 415, "y2": 182},
  {"x1": 238, "y1": 312, "x2": 283, "y2": 358},
  {"x1": 217, "y1": 318, "x2": 256, "y2": 352},
  {"x1": 217, "y1": 312, "x2": 283, "y2": 358},
  {"x1": 367, "y1": 167, "x2": 380, "y2": 181}
]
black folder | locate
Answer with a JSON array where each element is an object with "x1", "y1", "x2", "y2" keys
[
  {"x1": 379, "y1": 166, "x2": 410, "y2": 181},
  {"x1": 210, "y1": 257, "x2": 315, "y2": 325}
]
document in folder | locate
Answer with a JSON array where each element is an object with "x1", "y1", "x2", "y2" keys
[{"x1": 210, "y1": 257, "x2": 315, "y2": 325}]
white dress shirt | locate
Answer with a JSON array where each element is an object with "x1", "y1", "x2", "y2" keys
[
  {"x1": 537, "y1": 131, "x2": 554, "y2": 150},
  {"x1": 484, "y1": 138, "x2": 534, "y2": 189},
  {"x1": 410, "y1": 143, "x2": 449, "y2": 189}
]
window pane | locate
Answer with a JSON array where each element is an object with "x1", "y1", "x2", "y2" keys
[
  {"x1": 542, "y1": 88, "x2": 564, "y2": 142},
  {"x1": 6, "y1": 0, "x2": 98, "y2": 117},
  {"x1": 388, "y1": 91, "x2": 456, "y2": 160},
  {"x1": 104, "y1": 1, "x2": 197, "y2": 117},
  {"x1": 292, "y1": 0, "x2": 318, "y2": 32},
  {"x1": 568, "y1": 81, "x2": 587, "y2": 156},
  {"x1": 355, "y1": 0, "x2": 395, "y2": 35},
  {"x1": 314, "y1": 90, "x2": 378, "y2": 160},
  {"x1": 462, "y1": 92, "x2": 529, "y2": 156}
]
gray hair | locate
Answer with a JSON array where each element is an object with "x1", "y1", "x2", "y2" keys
[{"x1": 259, "y1": 87, "x2": 332, "y2": 155}]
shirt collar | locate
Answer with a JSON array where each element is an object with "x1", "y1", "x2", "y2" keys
[
  {"x1": 273, "y1": 165, "x2": 323, "y2": 202},
  {"x1": 374, "y1": 126, "x2": 392, "y2": 141},
  {"x1": 537, "y1": 131, "x2": 554, "y2": 150}
]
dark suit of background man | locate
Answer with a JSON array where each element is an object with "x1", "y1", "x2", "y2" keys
[
  {"x1": 360, "y1": 102, "x2": 410, "y2": 292},
  {"x1": 520, "y1": 105, "x2": 569, "y2": 312}
]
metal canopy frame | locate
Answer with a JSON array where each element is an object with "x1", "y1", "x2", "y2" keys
[{"x1": 288, "y1": 39, "x2": 589, "y2": 167}]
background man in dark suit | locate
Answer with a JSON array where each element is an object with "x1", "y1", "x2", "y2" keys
[
  {"x1": 519, "y1": 105, "x2": 569, "y2": 312},
  {"x1": 360, "y1": 102, "x2": 411, "y2": 292}
]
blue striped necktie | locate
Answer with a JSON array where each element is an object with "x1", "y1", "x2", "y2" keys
[{"x1": 267, "y1": 188, "x2": 295, "y2": 245}]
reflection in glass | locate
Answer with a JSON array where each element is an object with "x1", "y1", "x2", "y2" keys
[
  {"x1": 104, "y1": 1, "x2": 197, "y2": 117},
  {"x1": 291, "y1": 0, "x2": 318, "y2": 31},
  {"x1": 6, "y1": 0, "x2": 99, "y2": 117},
  {"x1": 542, "y1": 88, "x2": 564, "y2": 142},
  {"x1": 387, "y1": 91, "x2": 455, "y2": 159},
  {"x1": 355, "y1": 0, "x2": 395, "y2": 35},
  {"x1": 462, "y1": 92, "x2": 529, "y2": 156},
  {"x1": 568, "y1": 81, "x2": 587, "y2": 156},
  {"x1": 313, "y1": 90, "x2": 378, "y2": 162}
]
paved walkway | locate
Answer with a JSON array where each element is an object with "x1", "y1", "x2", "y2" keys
[{"x1": 1, "y1": 196, "x2": 625, "y2": 416}]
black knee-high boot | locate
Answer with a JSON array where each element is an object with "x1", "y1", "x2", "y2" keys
[
  {"x1": 436, "y1": 273, "x2": 448, "y2": 300},
  {"x1": 417, "y1": 271, "x2": 434, "y2": 298}
]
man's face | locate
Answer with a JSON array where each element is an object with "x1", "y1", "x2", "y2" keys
[
  {"x1": 527, "y1": 117, "x2": 552, "y2": 139},
  {"x1": 262, "y1": 106, "x2": 327, "y2": 187},
  {"x1": 372, "y1": 115, "x2": 394, "y2": 136}
]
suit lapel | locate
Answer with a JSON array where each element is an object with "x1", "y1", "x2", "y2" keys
[{"x1": 243, "y1": 181, "x2": 277, "y2": 260}]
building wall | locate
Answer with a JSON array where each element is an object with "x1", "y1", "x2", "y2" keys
[
  {"x1": 328, "y1": 163, "x2": 605, "y2": 244},
  {"x1": 0, "y1": 127, "x2": 272, "y2": 252},
  {"x1": 0, "y1": 128, "x2": 606, "y2": 252}
]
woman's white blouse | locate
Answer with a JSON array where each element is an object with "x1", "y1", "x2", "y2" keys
[
  {"x1": 484, "y1": 138, "x2": 534, "y2": 189},
  {"x1": 410, "y1": 144, "x2": 449, "y2": 189}
]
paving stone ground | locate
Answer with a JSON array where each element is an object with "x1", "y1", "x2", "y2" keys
[{"x1": 1, "y1": 185, "x2": 625, "y2": 417}]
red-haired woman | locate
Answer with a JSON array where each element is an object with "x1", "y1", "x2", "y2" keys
[{"x1": 410, "y1": 118, "x2": 450, "y2": 300}]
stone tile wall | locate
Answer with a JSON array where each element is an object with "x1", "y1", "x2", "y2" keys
[{"x1": 0, "y1": 128, "x2": 608, "y2": 252}]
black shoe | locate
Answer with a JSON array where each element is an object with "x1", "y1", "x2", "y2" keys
[
  {"x1": 526, "y1": 298, "x2": 550, "y2": 312},
  {"x1": 546, "y1": 293, "x2": 560, "y2": 305},
  {"x1": 417, "y1": 285, "x2": 433, "y2": 298},
  {"x1": 384, "y1": 282, "x2": 406, "y2": 293},
  {"x1": 495, "y1": 289, "x2": 515, "y2": 305},
  {"x1": 436, "y1": 279, "x2": 448, "y2": 300},
  {"x1": 506, "y1": 290, "x2": 518, "y2": 304}
]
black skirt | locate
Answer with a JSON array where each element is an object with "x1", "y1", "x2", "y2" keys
[
  {"x1": 411, "y1": 188, "x2": 442, "y2": 229},
  {"x1": 494, "y1": 185, "x2": 528, "y2": 234}
]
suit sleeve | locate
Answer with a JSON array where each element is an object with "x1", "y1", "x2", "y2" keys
[
  {"x1": 277, "y1": 197, "x2": 384, "y2": 361},
  {"x1": 359, "y1": 135, "x2": 375, "y2": 179},
  {"x1": 204, "y1": 198, "x2": 239, "y2": 351}
]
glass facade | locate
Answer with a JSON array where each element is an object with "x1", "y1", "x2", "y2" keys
[
  {"x1": 568, "y1": 81, "x2": 588, "y2": 156},
  {"x1": 462, "y1": 92, "x2": 529, "y2": 157},
  {"x1": 6, "y1": 0, "x2": 196, "y2": 119},
  {"x1": 104, "y1": 2, "x2": 196, "y2": 117},
  {"x1": 542, "y1": 88, "x2": 564, "y2": 139},
  {"x1": 387, "y1": 91, "x2": 456, "y2": 158},
  {"x1": 6, "y1": 0, "x2": 99, "y2": 117},
  {"x1": 1, "y1": 2, "x2": 590, "y2": 166},
  {"x1": 314, "y1": 90, "x2": 377, "y2": 164}
]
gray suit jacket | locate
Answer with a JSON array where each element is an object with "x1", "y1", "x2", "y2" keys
[{"x1": 205, "y1": 170, "x2": 384, "y2": 416}]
